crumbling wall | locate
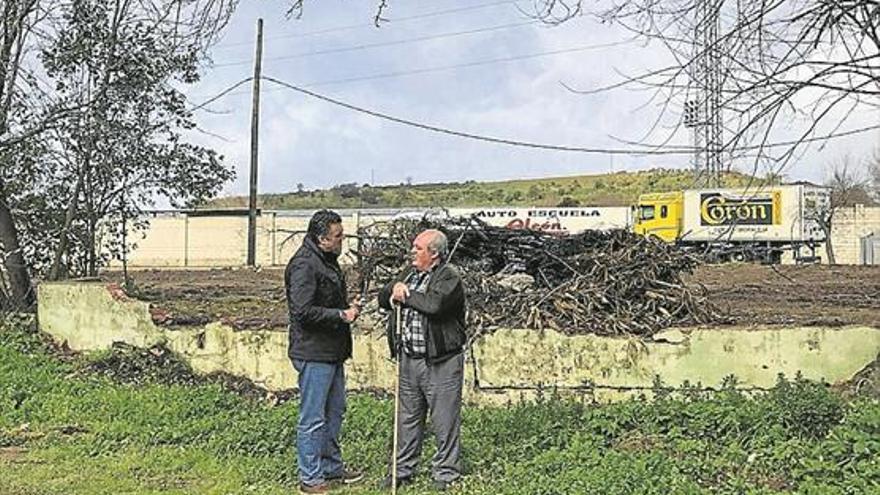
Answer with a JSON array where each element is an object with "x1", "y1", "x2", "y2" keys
[{"x1": 38, "y1": 282, "x2": 880, "y2": 403}]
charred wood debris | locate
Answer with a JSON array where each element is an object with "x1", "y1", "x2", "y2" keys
[{"x1": 353, "y1": 216, "x2": 723, "y2": 340}]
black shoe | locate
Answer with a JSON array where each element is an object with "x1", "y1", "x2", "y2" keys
[
  {"x1": 381, "y1": 475, "x2": 413, "y2": 489},
  {"x1": 326, "y1": 467, "x2": 364, "y2": 485}
]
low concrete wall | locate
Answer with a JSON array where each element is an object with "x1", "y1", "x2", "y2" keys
[{"x1": 38, "y1": 282, "x2": 880, "y2": 403}]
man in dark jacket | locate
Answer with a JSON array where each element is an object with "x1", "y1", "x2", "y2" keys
[
  {"x1": 378, "y1": 228, "x2": 467, "y2": 491},
  {"x1": 286, "y1": 209, "x2": 363, "y2": 494}
]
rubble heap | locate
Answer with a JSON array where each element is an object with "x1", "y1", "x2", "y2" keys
[{"x1": 355, "y1": 216, "x2": 722, "y2": 338}]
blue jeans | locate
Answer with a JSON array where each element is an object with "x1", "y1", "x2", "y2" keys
[{"x1": 293, "y1": 359, "x2": 346, "y2": 486}]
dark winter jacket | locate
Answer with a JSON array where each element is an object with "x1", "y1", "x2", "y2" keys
[
  {"x1": 378, "y1": 263, "x2": 467, "y2": 364},
  {"x1": 285, "y1": 237, "x2": 352, "y2": 363}
]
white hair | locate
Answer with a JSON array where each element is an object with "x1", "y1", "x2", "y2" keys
[{"x1": 424, "y1": 229, "x2": 448, "y2": 259}]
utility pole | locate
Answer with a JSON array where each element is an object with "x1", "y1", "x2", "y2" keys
[
  {"x1": 705, "y1": 0, "x2": 723, "y2": 187},
  {"x1": 688, "y1": 0, "x2": 723, "y2": 188},
  {"x1": 247, "y1": 18, "x2": 263, "y2": 266}
]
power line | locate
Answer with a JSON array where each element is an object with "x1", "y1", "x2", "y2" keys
[
  {"x1": 211, "y1": 0, "x2": 522, "y2": 50},
  {"x1": 211, "y1": 20, "x2": 538, "y2": 68},
  {"x1": 261, "y1": 75, "x2": 696, "y2": 155},
  {"x1": 742, "y1": 123, "x2": 880, "y2": 151},
  {"x1": 191, "y1": 40, "x2": 638, "y2": 100},
  {"x1": 187, "y1": 77, "x2": 253, "y2": 112},
  {"x1": 191, "y1": 75, "x2": 880, "y2": 157},
  {"x1": 301, "y1": 40, "x2": 637, "y2": 88}
]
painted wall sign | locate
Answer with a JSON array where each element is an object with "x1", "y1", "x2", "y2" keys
[{"x1": 448, "y1": 207, "x2": 631, "y2": 234}]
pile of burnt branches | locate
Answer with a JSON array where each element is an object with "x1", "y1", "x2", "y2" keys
[{"x1": 354, "y1": 216, "x2": 722, "y2": 338}]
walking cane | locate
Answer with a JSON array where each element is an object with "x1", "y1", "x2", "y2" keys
[{"x1": 391, "y1": 303, "x2": 402, "y2": 495}]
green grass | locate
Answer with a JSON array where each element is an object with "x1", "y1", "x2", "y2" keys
[
  {"x1": 204, "y1": 169, "x2": 766, "y2": 210},
  {"x1": 2, "y1": 315, "x2": 878, "y2": 494}
]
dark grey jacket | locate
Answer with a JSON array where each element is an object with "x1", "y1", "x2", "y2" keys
[
  {"x1": 285, "y1": 237, "x2": 352, "y2": 363},
  {"x1": 378, "y1": 263, "x2": 467, "y2": 364}
]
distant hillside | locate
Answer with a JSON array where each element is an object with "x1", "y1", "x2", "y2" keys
[{"x1": 204, "y1": 168, "x2": 763, "y2": 209}]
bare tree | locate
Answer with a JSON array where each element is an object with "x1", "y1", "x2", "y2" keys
[
  {"x1": 534, "y1": 0, "x2": 880, "y2": 188},
  {"x1": 531, "y1": 1, "x2": 879, "y2": 180},
  {"x1": 817, "y1": 155, "x2": 873, "y2": 264}
]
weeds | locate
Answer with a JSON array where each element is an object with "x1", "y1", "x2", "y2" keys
[{"x1": 1, "y1": 317, "x2": 878, "y2": 494}]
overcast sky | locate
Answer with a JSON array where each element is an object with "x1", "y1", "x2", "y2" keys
[{"x1": 182, "y1": 0, "x2": 879, "y2": 199}]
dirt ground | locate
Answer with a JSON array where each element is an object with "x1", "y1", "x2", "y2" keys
[
  {"x1": 105, "y1": 267, "x2": 291, "y2": 330},
  {"x1": 687, "y1": 264, "x2": 880, "y2": 328},
  {"x1": 102, "y1": 263, "x2": 880, "y2": 331}
]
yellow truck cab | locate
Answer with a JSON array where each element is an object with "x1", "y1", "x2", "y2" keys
[{"x1": 632, "y1": 191, "x2": 683, "y2": 243}]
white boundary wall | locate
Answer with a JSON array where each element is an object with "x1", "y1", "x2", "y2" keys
[
  {"x1": 104, "y1": 205, "x2": 880, "y2": 268},
  {"x1": 105, "y1": 207, "x2": 631, "y2": 268}
]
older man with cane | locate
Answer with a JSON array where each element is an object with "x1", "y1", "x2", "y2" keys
[{"x1": 378, "y1": 228, "x2": 468, "y2": 492}]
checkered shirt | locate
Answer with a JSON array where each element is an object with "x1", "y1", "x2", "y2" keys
[{"x1": 401, "y1": 270, "x2": 432, "y2": 357}]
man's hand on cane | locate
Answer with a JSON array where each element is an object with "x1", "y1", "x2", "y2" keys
[{"x1": 390, "y1": 282, "x2": 409, "y2": 306}]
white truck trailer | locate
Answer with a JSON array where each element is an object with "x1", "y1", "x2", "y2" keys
[{"x1": 633, "y1": 184, "x2": 830, "y2": 263}]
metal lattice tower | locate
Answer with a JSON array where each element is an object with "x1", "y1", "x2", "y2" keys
[{"x1": 686, "y1": 0, "x2": 724, "y2": 188}]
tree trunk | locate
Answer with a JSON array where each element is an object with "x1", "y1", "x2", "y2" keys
[
  {"x1": 48, "y1": 165, "x2": 85, "y2": 280},
  {"x1": 0, "y1": 262, "x2": 10, "y2": 309},
  {"x1": 824, "y1": 241, "x2": 836, "y2": 265},
  {"x1": 88, "y1": 214, "x2": 97, "y2": 276},
  {"x1": 85, "y1": 169, "x2": 97, "y2": 276},
  {"x1": 821, "y1": 220, "x2": 836, "y2": 265},
  {"x1": 0, "y1": 179, "x2": 34, "y2": 309},
  {"x1": 49, "y1": 153, "x2": 89, "y2": 280}
]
